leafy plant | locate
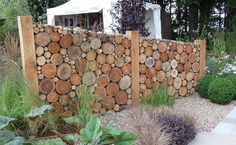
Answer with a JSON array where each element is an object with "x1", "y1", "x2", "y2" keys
[
  {"x1": 198, "y1": 75, "x2": 217, "y2": 98},
  {"x1": 212, "y1": 36, "x2": 225, "y2": 56},
  {"x1": 0, "y1": 131, "x2": 25, "y2": 145},
  {"x1": 208, "y1": 78, "x2": 235, "y2": 104},
  {"x1": 157, "y1": 115, "x2": 196, "y2": 145},
  {"x1": 0, "y1": 115, "x2": 15, "y2": 129},
  {"x1": 111, "y1": 0, "x2": 150, "y2": 36},
  {"x1": 140, "y1": 86, "x2": 175, "y2": 107},
  {"x1": 225, "y1": 74, "x2": 236, "y2": 99},
  {"x1": 0, "y1": 64, "x2": 58, "y2": 137},
  {"x1": 80, "y1": 117, "x2": 137, "y2": 145},
  {"x1": 225, "y1": 32, "x2": 236, "y2": 55}
]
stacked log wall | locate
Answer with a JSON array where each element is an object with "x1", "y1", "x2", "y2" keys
[
  {"x1": 139, "y1": 38, "x2": 201, "y2": 98},
  {"x1": 33, "y1": 24, "x2": 132, "y2": 116},
  {"x1": 18, "y1": 16, "x2": 205, "y2": 116}
]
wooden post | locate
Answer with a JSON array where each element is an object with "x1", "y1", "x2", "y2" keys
[
  {"x1": 18, "y1": 16, "x2": 39, "y2": 94},
  {"x1": 126, "y1": 31, "x2": 140, "y2": 104},
  {"x1": 195, "y1": 39, "x2": 206, "y2": 79}
]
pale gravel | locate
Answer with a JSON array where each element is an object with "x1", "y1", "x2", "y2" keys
[{"x1": 100, "y1": 93, "x2": 236, "y2": 133}]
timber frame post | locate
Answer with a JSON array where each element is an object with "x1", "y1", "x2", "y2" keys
[
  {"x1": 126, "y1": 31, "x2": 140, "y2": 104},
  {"x1": 18, "y1": 16, "x2": 39, "y2": 94},
  {"x1": 195, "y1": 39, "x2": 206, "y2": 79}
]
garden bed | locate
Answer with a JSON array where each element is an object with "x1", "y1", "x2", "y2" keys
[{"x1": 101, "y1": 93, "x2": 236, "y2": 133}]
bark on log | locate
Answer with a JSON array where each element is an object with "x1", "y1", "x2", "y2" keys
[
  {"x1": 101, "y1": 63, "x2": 111, "y2": 74},
  {"x1": 159, "y1": 42, "x2": 167, "y2": 53},
  {"x1": 157, "y1": 71, "x2": 165, "y2": 82},
  {"x1": 154, "y1": 60, "x2": 162, "y2": 71},
  {"x1": 107, "y1": 83, "x2": 119, "y2": 96},
  {"x1": 110, "y1": 68, "x2": 122, "y2": 82},
  {"x1": 115, "y1": 90, "x2": 128, "y2": 105},
  {"x1": 145, "y1": 57, "x2": 155, "y2": 68},
  {"x1": 51, "y1": 53, "x2": 63, "y2": 65},
  {"x1": 86, "y1": 50, "x2": 97, "y2": 61},
  {"x1": 42, "y1": 63, "x2": 57, "y2": 78},
  {"x1": 47, "y1": 92, "x2": 59, "y2": 103},
  {"x1": 119, "y1": 75, "x2": 131, "y2": 90},
  {"x1": 48, "y1": 42, "x2": 60, "y2": 53},
  {"x1": 115, "y1": 45, "x2": 125, "y2": 57},
  {"x1": 91, "y1": 38, "x2": 101, "y2": 50},
  {"x1": 82, "y1": 72, "x2": 96, "y2": 86},
  {"x1": 68, "y1": 46, "x2": 82, "y2": 60},
  {"x1": 97, "y1": 54, "x2": 106, "y2": 64},
  {"x1": 145, "y1": 79, "x2": 153, "y2": 89},
  {"x1": 146, "y1": 67, "x2": 156, "y2": 78},
  {"x1": 75, "y1": 59, "x2": 87, "y2": 75},
  {"x1": 57, "y1": 63, "x2": 72, "y2": 80},
  {"x1": 145, "y1": 47, "x2": 153, "y2": 57},
  {"x1": 98, "y1": 75, "x2": 110, "y2": 87},
  {"x1": 174, "y1": 77, "x2": 182, "y2": 89},
  {"x1": 101, "y1": 96, "x2": 115, "y2": 110},
  {"x1": 140, "y1": 64, "x2": 147, "y2": 74},
  {"x1": 106, "y1": 55, "x2": 115, "y2": 64},
  {"x1": 179, "y1": 87, "x2": 188, "y2": 96},
  {"x1": 95, "y1": 86, "x2": 107, "y2": 99},
  {"x1": 37, "y1": 56, "x2": 46, "y2": 66},
  {"x1": 60, "y1": 34, "x2": 72, "y2": 49},
  {"x1": 40, "y1": 79, "x2": 55, "y2": 94},
  {"x1": 50, "y1": 32, "x2": 61, "y2": 42},
  {"x1": 122, "y1": 63, "x2": 131, "y2": 74},
  {"x1": 80, "y1": 42, "x2": 91, "y2": 52},
  {"x1": 122, "y1": 38, "x2": 131, "y2": 49},
  {"x1": 114, "y1": 35, "x2": 123, "y2": 44},
  {"x1": 35, "y1": 32, "x2": 50, "y2": 47},
  {"x1": 102, "y1": 43, "x2": 115, "y2": 54},
  {"x1": 56, "y1": 80, "x2": 71, "y2": 94},
  {"x1": 70, "y1": 74, "x2": 81, "y2": 85}
]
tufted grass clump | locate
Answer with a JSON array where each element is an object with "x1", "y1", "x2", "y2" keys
[{"x1": 140, "y1": 86, "x2": 175, "y2": 107}]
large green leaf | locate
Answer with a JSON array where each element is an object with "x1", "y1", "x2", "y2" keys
[
  {"x1": 63, "y1": 117, "x2": 80, "y2": 124},
  {"x1": 0, "y1": 131, "x2": 25, "y2": 145},
  {"x1": 113, "y1": 131, "x2": 138, "y2": 145},
  {"x1": 25, "y1": 105, "x2": 53, "y2": 118},
  {"x1": 0, "y1": 115, "x2": 15, "y2": 129},
  {"x1": 5, "y1": 136, "x2": 25, "y2": 145},
  {"x1": 80, "y1": 118, "x2": 103, "y2": 145},
  {"x1": 100, "y1": 126, "x2": 120, "y2": 145}
]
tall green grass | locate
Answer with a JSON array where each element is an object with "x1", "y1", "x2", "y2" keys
[
  {"x1": 225, "y1": 32, "x2": 236, "y2": 55},
  {"x1": 212, "y1": 36, "x2": 225, "y2": 56},
  {"x1": 140, "y1": 86, "x2": 175, "y2": 107},
  {"x1": 0, "y1": 61, "x2": 57, "y2": 134}
]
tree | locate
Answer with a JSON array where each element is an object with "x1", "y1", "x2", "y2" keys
[
  {"x1": 27, "y1": 0, "x2": 68, "y2": 23},
  {"x1": 112, "y1": 0, "x2": 150, "y2": 36}
]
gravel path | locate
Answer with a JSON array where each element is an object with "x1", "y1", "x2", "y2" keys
[{"x1": 100, "y1": 93, "x2": 236, "y2": 133}]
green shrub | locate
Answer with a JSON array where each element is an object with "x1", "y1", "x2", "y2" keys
[
  {"x1": 140, "y1": 86, "x2": 175, "y2": 107},
  {"x1": 208, "y1": 78, "x2": 235, "y2": 105},
  {"x1": 225, "y1": 74, "x2": 236, "y2": 100},
  {"x1": 198, "y1": 75, "x2": 217, "y2": 98}
]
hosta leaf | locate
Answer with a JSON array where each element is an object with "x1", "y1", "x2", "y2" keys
[
  {"x1": 80, "y1": 118, "x2": 103, "y2": 145},
  {"x1": 0, "y1": 131, "x2": 15, "y2": 144},
  {"x1": 0, "y1": 115, "x2": 15, "y2": 129},
  {"x1": 113, "y1": 131, "x2": 138, "y2": 145},
  {"x1": 100, "y1": 126, "x2": 121, "y2": 144},
  {"x1": 25, "y1": 105, "x2": 53, "y2": 118},
  {"x1": 64, "y1": 117, "x2": 80, "y2": 124},
  {"x1": 5, "y1": 136, "x2": 25, "y2": 145}
]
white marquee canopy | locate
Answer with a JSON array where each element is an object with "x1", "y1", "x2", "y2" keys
[{"x1": 47, "y1": 0, "x2": 162, "y2": 39}]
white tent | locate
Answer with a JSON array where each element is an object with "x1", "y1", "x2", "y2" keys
[{"x1": 47, "y1": 0, "x2": 162, "y2": 39}]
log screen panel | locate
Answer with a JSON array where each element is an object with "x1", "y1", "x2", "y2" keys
[
  {"x1": 33, "y1": 25, "x2": 132, "y2": 116},
  {"x1": 139, "y1": 39, "x2": 200, "y2": 98},
  {"x1": 31, "y1": 24, "x2": 203, "y2": 116}
]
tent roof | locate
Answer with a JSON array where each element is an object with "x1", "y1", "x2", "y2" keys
[{"x1": 47, "y1": 0, "x2": 160, "y2": 16}]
